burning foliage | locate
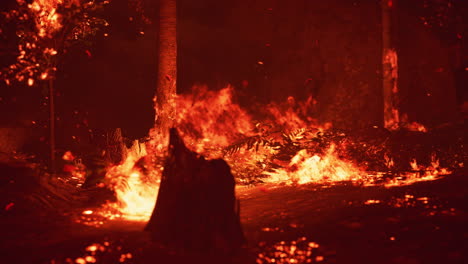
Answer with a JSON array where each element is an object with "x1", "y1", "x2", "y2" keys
[
  {"x1": 0, "y1": 0, "x2": 109, "y2": 86},
  {"x1": 103, "y1": 140, "x2": 159, "y2": 221},
  {"x1": 98, "y1": 86, "x2": 462, "y2": 221}
]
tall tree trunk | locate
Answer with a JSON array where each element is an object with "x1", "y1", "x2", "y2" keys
[
  {"x1": 382, "y1": 0, "x2": 400, "y2": 130},
  {"x1": 154, "y1": 0, "x2": 177, "y2": 147},
  {"x1": 146, "y1": 1, "x2": 246, "y2": 256}
]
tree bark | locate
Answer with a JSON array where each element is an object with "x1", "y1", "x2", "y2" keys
[
  {"x1": 153, "y1": 0, "x2": 177, "y2": 147},
  {"x1": 49, "y1": 78, "x2": 56, "y2": 173},
  {"x1": 382, "y1": 0, "x2": 400, "y2": 130}
]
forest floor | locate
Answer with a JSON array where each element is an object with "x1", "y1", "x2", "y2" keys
[{"x1": 0, "y1": 165, "x2": 467, "y2": 264}]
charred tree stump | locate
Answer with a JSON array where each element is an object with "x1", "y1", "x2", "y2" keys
[{"x1": 145, "y1": 128, "x2": 245, "y2": 255}]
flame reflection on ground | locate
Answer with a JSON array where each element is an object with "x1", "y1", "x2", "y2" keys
[{"x1": 256, "y1": 237, "x2": 324, "y2": 264}]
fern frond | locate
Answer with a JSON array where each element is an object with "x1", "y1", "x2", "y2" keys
[
  {"x1": 283, "y1": 128, "x2": 307, "y2": 142},
  {"x1": 224, "y1": 135, "x2": 275, "y2": 155}
]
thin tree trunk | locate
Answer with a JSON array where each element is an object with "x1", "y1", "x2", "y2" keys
[
  {"x1": 154, "y1": 0, "x2": 177, "y2": 147},
  {"x1": 49, "y1": 78, "x2": 56, "y2": 173},
  {"x1": 382, "y1": 0, "x2": 400, "y2": 130}
]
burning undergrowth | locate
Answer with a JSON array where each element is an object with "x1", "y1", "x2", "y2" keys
[
  {"x1": 174, "y1": 86, "x2": 459, "y2": 184},
  {"x1": 100, "y1": 86, "x2": 463, "y2": 221},
  {"x1": 102, "y1": 141, "x2": 160, "y2": 221}
]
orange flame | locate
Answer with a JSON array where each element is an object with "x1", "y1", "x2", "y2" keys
[
  {"x1": 100, "y1": 86, "x2": 451, "y2": 221},
  {"x1": 405, "y1": 121, "x2": 427, "y2": 133},
  {"x1": 264, "y1": 96, "x2": 323, "y2": 132},
  {"x1": 104, "y1": 141, "x2": 160, "y2": 221},
  {"x1": 176, "y1": 85, "x2": 255, "y2": 155},
  {"x1": 263, "y1": 145, "x2": 365, "y2": 185},
  {"x1": 383, "y1": 154, "x2": 450, "y2": 187}
]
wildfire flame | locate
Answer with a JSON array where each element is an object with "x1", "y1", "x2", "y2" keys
[
  {"x1": 384, "y1": 154, "x2": 450, "y2": 187},
  {"x1": 406, "y1": 121, "x2": 427, "y2": 132},
  {"x1": 265, "y1": 96, "x2": 324, "y2": 132},
  {"x1": 263, "y1": 145, "x2": 365, "y2": 185},
  {"x1": 176, "y1": 85, "x2": 255, "y2": 155},
  {"x1": 100, "y1": 86, "x2": 451, "y2": 221},
  {"x1": 104, "y1": 141, "x2": 160, "y2": 221}
]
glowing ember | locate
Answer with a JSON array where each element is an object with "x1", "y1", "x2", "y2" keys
[
  {"x1": 84, "y1": 256, "x2": 96, "y2": 263},
  {"x1": 119, "y1": 253, "x2": 132, "y2": 263},
  {"x1": 62, "y1": 151, "x2": 75, "y2": 161},
  {"x1": 52, "y1": 240, "x2": 132, "y2": 264},
  {"x1": 256, "y1": 237, "x2": 323, "y2": 264},
  {"x1": 75, "y1": 258, "x2": 86, "y2": 264},
  {"x1": 365, "y1": 199, "x2": 381, "y2": 205},
  {"x1": 86, "y1": 244, "x2": 99, "y2": 252}
]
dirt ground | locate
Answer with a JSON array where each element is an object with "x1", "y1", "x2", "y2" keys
[{"x1": 0, "y1": 167, "x2": 467, "y2": 264}]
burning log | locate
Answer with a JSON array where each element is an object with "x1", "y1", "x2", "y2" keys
[{"x1": 145, "y1": 128, "x2": 245, "y2": 255}]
